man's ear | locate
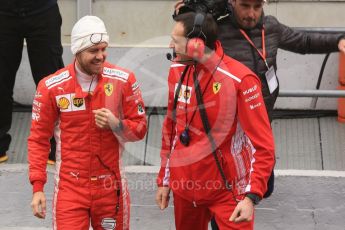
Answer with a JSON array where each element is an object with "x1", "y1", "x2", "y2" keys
[
  {"x1": 230, "y1": 0, "x2": 236, "y2": 7},
  {"x1": 75, "y1": 53, "x2": 80, "y2": 64}
]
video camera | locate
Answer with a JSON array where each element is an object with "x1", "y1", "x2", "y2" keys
[{"x1": 176, "y1": 0, "x2": 229, "y2": 20}]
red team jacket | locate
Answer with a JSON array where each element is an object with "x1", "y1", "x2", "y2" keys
[
  {"x1": 28, "y1": 61, "x2": 147, "y2": 193},
  {"x1": 157, "y1": 41, "x2": 275, "y2": 204}
]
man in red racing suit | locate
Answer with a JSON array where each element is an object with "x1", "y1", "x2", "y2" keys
[
  {"x1": 156, "y1": 12, "x2": 274, "y2": 230},
  {"x1": 28, "y1": 16, "x2": 147, "y2": 230}
]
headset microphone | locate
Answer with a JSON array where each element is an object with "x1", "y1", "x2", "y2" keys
[
  {"x1": 166, "y1": 53, "x2": 173, "y2": 61},
  {"x1": 166, "y1": 50, "x2": 178, "y2": 61},
  {"x1": 166, "y1": 51, "x2": 194, "y2": 63}
]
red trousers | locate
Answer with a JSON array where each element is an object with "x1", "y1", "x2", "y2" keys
[
  {"x1": 173, "y1": 191, "x2": 254, "y2": 230},
  {"x1": 52, "y1": 173, "x2": 129, "y2": 230}
]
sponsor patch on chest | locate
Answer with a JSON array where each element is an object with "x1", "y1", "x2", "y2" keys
[
  {"x1": 175, "y1": 83, "x2": 193, "y2": 104},
  {"x1": 45, "y1": 70, "x2": 71, "y2": 89},
  {"x1": 103, "y1": 67, "x2": 129, "y2": 81},
  {"x1": 55, "y1": 93, "x2": 86, "y2": 112}
]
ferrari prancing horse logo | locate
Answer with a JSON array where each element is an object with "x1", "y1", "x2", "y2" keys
[
  {"x1": 213, "y1": 82, "x2": 221, "y2": 94},
  {"x1": 104, "y1": 83, "x2": 113, "y2": 96}
]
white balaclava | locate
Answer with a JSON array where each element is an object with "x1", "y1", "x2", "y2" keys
[{"x1": 70, "y1": 15, "x2": 109, "y2": 55}]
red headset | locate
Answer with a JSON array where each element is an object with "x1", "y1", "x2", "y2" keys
[{"x1": 186, "y1": 13, "x2": 206, "y2": 60}]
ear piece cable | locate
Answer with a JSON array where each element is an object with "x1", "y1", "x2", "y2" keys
[{"x1": 88, "y1": 75, "x2": 96, "y2": 95}]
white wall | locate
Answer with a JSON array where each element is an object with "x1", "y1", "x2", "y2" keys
[{"x1": 13, "y1": 0, "x2": 345, "y2": 109}]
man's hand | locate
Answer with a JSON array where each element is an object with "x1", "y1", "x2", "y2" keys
[
  {"x1": 338, "y1": 38, "x2": 345, "y2": 54},
  {"x1": 31, "y1": 191, "x2": 46, "y2": 219},
  {"x1": 174, "y1": 0, "x2": 185, "y2": 15},
  {"x1": 229, "y1": 197, "x2": 254, "y2": 223},
  {"x1": 156, "y1": 187, "x2": 171, "y2": 210},
  {"x1": 93, "y1": 108, "x2": 119, "y2": 130}
]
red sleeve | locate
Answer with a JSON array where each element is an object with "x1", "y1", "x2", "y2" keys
[
  {"x1": 157, "y1": 68, "x2": 177, "y2": 187},
  {"x1": 28, "y1": 80, "x2": 58, "y2": 193},
  {"x1": 117, "y1": 72, "x2": 147, "y2": 142},
  {"x1": 237, "y1": 75, "x2": 275, "y2": 198}
]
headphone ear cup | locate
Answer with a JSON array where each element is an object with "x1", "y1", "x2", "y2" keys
[{"x1": 186, "y1": 38, "x2": 205, "y2": 60}]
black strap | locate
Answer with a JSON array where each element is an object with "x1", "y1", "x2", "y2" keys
[
  {"x1": 192, "y1": 70, "x2": 233, "y2": 191},
  {"x1": 169, "y1": 65, "x2": 191, "y2": 157}
]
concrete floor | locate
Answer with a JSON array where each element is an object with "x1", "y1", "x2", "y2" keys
[
  {"x1": 1, "y1": 165, "x2": 345, "y2": 230},
  {"x1": 1, "y1": 113, "x2": 345, "y2": 229}
]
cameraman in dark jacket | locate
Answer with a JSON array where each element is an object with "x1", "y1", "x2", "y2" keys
[
  {"x1": 217, "y1": 0, "x2": 345, "y2": 121},
  {"x1": 175, "y1": 0, "x2": 345, "y2": 229}
]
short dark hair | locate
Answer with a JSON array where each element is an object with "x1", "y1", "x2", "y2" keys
[{"x1": 174, "y1": 12, "x2": 218, "y2": 51}]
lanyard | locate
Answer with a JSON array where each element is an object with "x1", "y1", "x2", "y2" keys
[{"x1": 239, "y1": 28, "x2": 269, "y2": 69}]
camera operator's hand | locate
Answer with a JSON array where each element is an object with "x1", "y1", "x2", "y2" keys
[{"x1": 174, "y1": 0, "x2": 185, "y2": 15}]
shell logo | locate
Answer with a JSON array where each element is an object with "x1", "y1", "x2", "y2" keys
[{"x1": 58, "y1": 97, "x2": 70, "y2": 110}]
